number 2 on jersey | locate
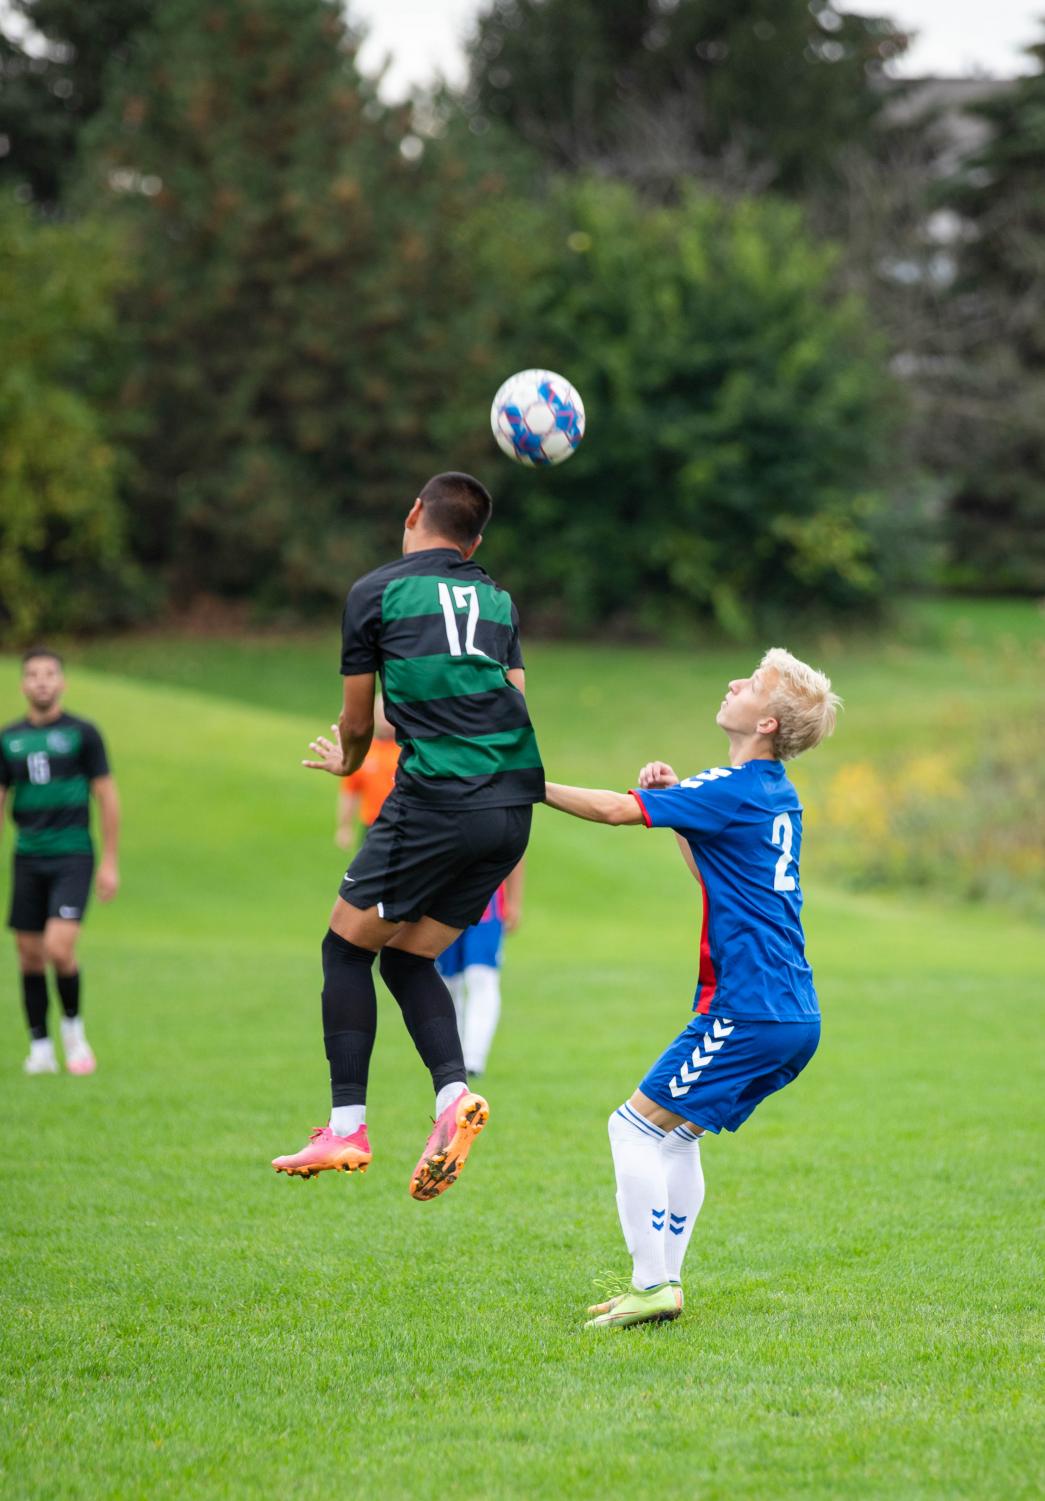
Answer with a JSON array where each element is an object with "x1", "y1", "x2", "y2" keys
[
  {"x1": 772, "y1": 812, "x2": 796, "y2": 892},
  {"x1": 437, "y1": 583, "x2": 489, "y2": 658}
]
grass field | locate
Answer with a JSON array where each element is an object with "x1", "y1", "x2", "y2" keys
[{"x1": 1, "y1": 600, "x2": 1042, "y2": 1500}]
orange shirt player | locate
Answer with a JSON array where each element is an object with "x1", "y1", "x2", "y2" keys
[{"x1": 336, "y1": 695, "x2": 399, "y2": 851}]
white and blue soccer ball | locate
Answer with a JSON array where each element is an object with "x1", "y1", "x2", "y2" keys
[{"x1": 490, "y1": 368, "x2": 586, "y2": 467}]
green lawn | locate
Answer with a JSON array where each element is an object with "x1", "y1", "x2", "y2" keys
[{"x1": 1, "y1": 602, "x2": 1042, "y2": 1499}]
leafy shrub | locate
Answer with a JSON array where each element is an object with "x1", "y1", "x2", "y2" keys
[
  {"x1": 473, "y1": 179, "x2": 926, "y2": 634},
  {"x1": 0, "y1": 198, "x2": 140, "y2": 639}
]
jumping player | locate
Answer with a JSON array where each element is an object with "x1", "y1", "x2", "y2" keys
[
  {"x1": 273, "y1": 473, "x2": 543, "y2": 1199},
  {"x1": 544, "y1": 649, "x2": 840, "y2": 1328},
  {"x1": 436, "y1": 860, "x2": 523, "y2": 1079},
  {"x1": 335, "y1": 694, "x2": 398, "y2": 852},
  {"x1": 0, "y1": 649, "x2": 120, "y2": 1075}
]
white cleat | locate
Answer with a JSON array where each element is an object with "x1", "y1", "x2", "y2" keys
[{"x1": 24, "y1": 1040, "x2": 59, "y2": 1075}]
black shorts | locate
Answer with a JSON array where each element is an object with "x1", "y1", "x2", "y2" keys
[
  {"x1": 8, "y1": 854, "x2": 94, "y2": 932},
  {"x1": 340, "y1": 793, "x2": 532, "y2": 928}
]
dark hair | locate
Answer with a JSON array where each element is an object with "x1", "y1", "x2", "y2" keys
[
  {"x1": 22, "y1": 647, "x2": 63, "y2": 668},
  {"x1": 418, "y1": 472, "x2": 493, "y2": 547}
]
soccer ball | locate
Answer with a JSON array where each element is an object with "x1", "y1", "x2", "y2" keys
[{"x1": 490, "y1": 369, "x2": 586, "y2": 467}]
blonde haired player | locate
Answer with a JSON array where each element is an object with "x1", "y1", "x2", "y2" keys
[{"x1": 544, "y1": 649, "x2": 840, "y2": 1329}]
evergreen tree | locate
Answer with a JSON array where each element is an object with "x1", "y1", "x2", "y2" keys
[
  {"x1": 82, "y1": 0, "x2": 498, "y2": 611},
  {"x1": 0, "y1": 0, "x2": 157, "y2": 205},
  {"x1": 936, "y1": 40, "x2": 1045, "y2": 591},
  {"x1": 463, "y1": 0, "x2": 908, "y2": 194}
]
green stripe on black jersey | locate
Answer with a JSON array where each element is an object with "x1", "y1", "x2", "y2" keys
[
  {"x1": 16, "y1": 827, "x2": 93, "y2": 857},
  {"x1": 404, "y1": 726, "x2": 543, "y2": 782},
  {"x1": 383, "y1": 653, "x2": 508, "y2": 705},
  {"x1": 381, "y1": 574, "x2": 514, "y2": 628},
  {"x1": 341, "y1": 548, "x2": 544, "y2": 809},
  {"x1": 13, "y1": 775, "x2": 89, "y2": 811}
]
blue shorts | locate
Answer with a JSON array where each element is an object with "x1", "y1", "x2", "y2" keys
[
  {"x1": 436, "y1": 916, "x2": 504, "y2": 978},
  {"x1": 639, "y1": 1014, "x2": 820, "y2": 1133}
]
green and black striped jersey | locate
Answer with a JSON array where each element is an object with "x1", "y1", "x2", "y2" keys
[
  {"x1": 0, "y1": 713, "x2": 110, "y2": 857},
  {"x1": 341, "y1": 548, "x2": 544, "y2": 808}
]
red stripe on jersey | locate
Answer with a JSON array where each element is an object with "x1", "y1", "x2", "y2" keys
[
  {"x1": 693, "y1": 858, "x2": 718, "y2": 1015},
  {"x1": 629, "y1": 789, "x2": 652, "y2": 828}
]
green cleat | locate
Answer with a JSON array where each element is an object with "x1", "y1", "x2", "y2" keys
[
  {"x1": 587, "y1": 1277, "x2": 683, "y2": 1319},
  {"x1": 584, "y1": 1282, "x2": 682, "y2": 1329}
]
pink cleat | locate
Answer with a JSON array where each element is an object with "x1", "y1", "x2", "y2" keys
[
  {"x1": 61, "y1": 1019, "x2": 96, "y2": 1075},
  {"x1": 409, "y1": 1090, "x2": 489, "y2": 1201},
  {"x1": 272, "y1": 1124, "x2": 371, "y2": 1179}
]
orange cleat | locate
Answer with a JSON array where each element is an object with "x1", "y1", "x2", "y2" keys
[
  {"x1": 272, "y1": 1124, "x2": 371, "y2": 1179},
  {"x1": 409, "y1": 1090, "x2": 489, "y2": 1201}
]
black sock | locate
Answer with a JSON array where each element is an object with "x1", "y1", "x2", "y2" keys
[
  {"x1": 56, "y1": 970, "x2": 81, "y2": 1019},
  {"x1": 379, "y1": 948, "x2": 466, "y2": 1095},
  {"x1": 21, "y1": 972, "x2": 49, "y2": 1041},
  {"x1": 322, "y1": 930, "x2": 378, "y2": 1108}
]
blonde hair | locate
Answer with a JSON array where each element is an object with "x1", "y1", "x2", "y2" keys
[{"x1": 759, "y1": 648, "x2": 842, "y2": 761}]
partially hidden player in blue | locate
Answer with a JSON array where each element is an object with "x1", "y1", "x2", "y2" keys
[{"x1": 544, "y1": 648, "x2": 841, "y2": 1330}]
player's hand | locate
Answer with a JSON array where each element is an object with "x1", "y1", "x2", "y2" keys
[
  {"x1": 503, "y1": 901, "x2": 521, "y2": 933},
  {"x1": 96, "y1": 859, "x2": 120, "y2": 902},
  {"x1": 637, "y1": 761, "x2": 679, "y2": 790},
  {"x1": 334, "y1": 827, "x2": 353, "y2": 851},
  {"x1": 303, "y1": 725, "x2": 346, "y2": 776}
]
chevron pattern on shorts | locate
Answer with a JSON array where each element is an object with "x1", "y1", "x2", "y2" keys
[{"x1": 668, "y1": 1017, "x2": 734, "y2": 1099}]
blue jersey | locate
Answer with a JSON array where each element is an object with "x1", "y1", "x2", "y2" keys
[{"x1": 631, "y1": 760, "x2": 818, "y2": 1023}]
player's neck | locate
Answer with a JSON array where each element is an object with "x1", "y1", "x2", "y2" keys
[
  {"x1": 403, "y1": 531, "x2": 465, "y2": 557},
  {"x1": 725, "y1": 731, "x2": 777, "y2": 767},
  {"x1": 26, "y1": 703, "x2": 63, "y2": 726}
]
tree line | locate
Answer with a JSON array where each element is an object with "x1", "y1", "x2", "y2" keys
[{"x1": 0, "y1": 0, "x2": 1041, "y2": 638}]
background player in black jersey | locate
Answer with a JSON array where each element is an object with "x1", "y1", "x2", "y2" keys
[
  {"x1": 0, "y1": 650, "x2": 120, "y2": 1075},
  {"x1": 273, "y1": 472, "x2": 543, "y2": 1199}
]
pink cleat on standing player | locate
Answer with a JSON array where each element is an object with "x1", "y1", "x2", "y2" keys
[
  {"x1": 61, "y1": 1019, "x2": 96, "y2": 1075},
  {"x1": 65, "y1": 1044, "x2": 96, "y2": 1075},
  {"x1": 272, "y1": 1124, "x2": 372, "y2": 1179}
]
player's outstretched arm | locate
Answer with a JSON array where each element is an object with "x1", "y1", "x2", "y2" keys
[
  {"x1": 544, "y1": 783, "x2": 644, "y2": 825},
  {"x1": 303, "y1": 674, "x2": 376, "y2": 777}
]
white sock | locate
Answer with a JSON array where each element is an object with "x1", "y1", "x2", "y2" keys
[
  {"x1": 661, "y1": 1125, "x2": 705, "y2": 1282},
  {"x1": 329, "y1": 1105, "x2": 365, "y2": 1136},
  {"x1": 30, "y1": 1037, "x2": 56, "y2": 1061},
  {"x1": 435, "y1": 1081, "x2": 467, "y2": 1117},
  {"x1": 461, "y1": 964, "x2": 501, "y2": 1074},
  {"x1": 607, "y1": 1103, "x2": 669, "y2": 1290},
  {"x1": 60, "y1": 1016, "x2": 86, "y2": 1046},
  {"x1": 444, "y1": 973, "x2": 466, "y2": 1035}
]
